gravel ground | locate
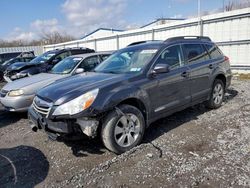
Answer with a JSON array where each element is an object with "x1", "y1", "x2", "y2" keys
[{"x1": 0, "y1": 79, "x2": 249, "y2": 188}]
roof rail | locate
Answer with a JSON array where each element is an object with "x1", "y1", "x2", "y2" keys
[
  {"x1": 127, "y1": 40, "x2": 162, "y2": 47},
  {"x1": 165, "y1": 36, "x2": 211, "y2": 43}
]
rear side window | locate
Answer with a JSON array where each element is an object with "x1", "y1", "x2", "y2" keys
[
  {"x1": 205, "y1": 44, "x2": 223, "y2": 59},
  {"x1": 182, "y1": 44, "x2": 209, "y2": 64}
]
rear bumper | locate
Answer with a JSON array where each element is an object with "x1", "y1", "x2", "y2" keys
[
  {"x1": 28, "y1": 106, "x2": 99, "y2": 138},
  {"x1": 0, "y1": 94, "x2": 34, "y2": 112}
]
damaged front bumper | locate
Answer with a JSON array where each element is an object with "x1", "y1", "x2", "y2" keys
[{"x1": 28, "y1": 106, "x2": 99, "y2": 140}]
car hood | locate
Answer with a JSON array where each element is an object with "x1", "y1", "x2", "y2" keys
[
  {"x1": 6, "y1": 62, "x2": 28, "y2": 71},
  {"x1": 3, "y1": 73, "x2": 66, "y2": 91},
  {"x1": 37, "y1": 72, "x2": 132, "y2": 105}
]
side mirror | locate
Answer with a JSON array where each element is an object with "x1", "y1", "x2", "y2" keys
[
  {"x1": 152, "y1": 64, "x2": 170, "y2": 74},
  {"x1": 75, "y1": 68, "x2": 84, "y2": 74}
]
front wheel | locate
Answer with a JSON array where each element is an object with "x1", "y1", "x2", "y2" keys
[
  {"x1": 206, "y1": 79, "x2": 225, "y2": 109},
  {"x1": 101, "y1": 104, "x2": 145, "y2": 154}
]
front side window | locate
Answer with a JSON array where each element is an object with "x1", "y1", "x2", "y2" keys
[
  {"x1": 100, "y1": 54, "x2": 110, "y2": 61},
  {"x1": 51, "y1": 57, "x2": 83, "y2": 74},
  {"x1": 79, "y1": 56, "x2": 99, "y2": 72},
  {"x1": 155, "y1": 45, "x2": 183, "y2": 70},
  {"x1": 95, "y1": 47, "x2": 158, "y2": 74},
  {"x1": 182, "y1": 44, "x2": 210, "y2": 64}
]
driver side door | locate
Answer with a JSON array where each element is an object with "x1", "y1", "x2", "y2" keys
[{"x1": 149, "y1": 44, "x2": 191, "y2": 116}]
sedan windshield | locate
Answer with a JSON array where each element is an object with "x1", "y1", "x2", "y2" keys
[
  {"x1": 28, "y1": 51, "x2": 56, "y2": 65},
  {"x1": 51, "y1": 57, "x2": 83, "y2": 74},
  {"x1": 2, "y1": 58, "x2": 14, "y2": 66},
  {"x1": 94, "y1": 48, "x2": 158, "y2": 74}
]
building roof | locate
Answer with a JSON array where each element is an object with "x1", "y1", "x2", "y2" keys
[
  {"x1": 141, "y1": 18, "x2": 185, "y2": 28},
  {"x1": 81, "y1": 28, "x2": 125, "y2": 39}
]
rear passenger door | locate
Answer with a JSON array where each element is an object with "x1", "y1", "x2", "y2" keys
[{"x1": 182, "y1": 43, "x2": 211, "y2": 103}]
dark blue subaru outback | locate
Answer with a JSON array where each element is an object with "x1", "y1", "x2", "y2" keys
[{"x1": 29, "y1": 36, "x2": 232, "y2": 154}]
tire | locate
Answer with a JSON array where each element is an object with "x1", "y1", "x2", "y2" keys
[
  {"x1": 101, "y1": 104, "x2": 145, "y2": 154},
  {"x1": 206, "y1": 79, "x2": 225, "y2": 109},
  {"x1": 0, "y1": 72, "x2": 3, "y2": 82}
]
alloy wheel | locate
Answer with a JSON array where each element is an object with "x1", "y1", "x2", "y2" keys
[
  {"x1": 213, "y1": 83, "x2": 224, "y2": 105},
  {"x1": 114, "y1": 113, "x2": 141, "y2": 147}
]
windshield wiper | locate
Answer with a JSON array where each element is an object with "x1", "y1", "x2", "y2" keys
[{"x1": 103, "y1": 71, "x2": 120, "y2": 74}]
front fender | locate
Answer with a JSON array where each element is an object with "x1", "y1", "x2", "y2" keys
[
  {"x1": 94, "y1": 85, "x2": 151, "y2": 116},
  {"x1": 20, "y1": 67, "x2": 39, "y2": 75}
]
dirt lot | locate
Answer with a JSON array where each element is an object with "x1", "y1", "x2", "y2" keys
[{"x1": 0, "y1": 79, "x2": 249, "y2": 188}]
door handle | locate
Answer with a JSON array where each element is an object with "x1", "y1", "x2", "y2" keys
[
  {"x1": 181, "y1": 71, "x2": 189, "y2": 78},
  {"x1": 209, "y1": 64, "x2": 213, "y2": 69}
]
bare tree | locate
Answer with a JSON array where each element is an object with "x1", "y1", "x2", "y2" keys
[
  {"x1": 0, "y1": 31, "x2": 75, "y2": 47},
  {"x1": 225, "y1": 1, "x2": 234, "y2": 11},
  {"x1": 40, "y1": 31, "x2": 75, "y2": 45},
  {"x1": 225, "y1": 0, "x2": 250, "y2": 11}
]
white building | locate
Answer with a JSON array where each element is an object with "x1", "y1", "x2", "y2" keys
[{"x1": 44, "y1": 8, "x2": 250, "y2": 70}]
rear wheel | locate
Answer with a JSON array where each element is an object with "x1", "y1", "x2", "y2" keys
[
  {"x1": 101, "y1": 104, "x2": 145, "y2": 154},
  {"x1": 206, "y1": 79, "x2": 225, "y2": 109}
]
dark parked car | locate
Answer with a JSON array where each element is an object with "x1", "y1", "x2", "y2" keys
[
  {"x1": 0, "y1": 52, "x2": 22, "y2": 65},
  {"x1": 4, "y1": 48, "x2": 94, "y2": 82},
  {"x1": 28, "y1": 36, "x2": 232, "y2": 154},
  {"x1": 0, "y1": 56, "x2": 35, "y2": 82}
]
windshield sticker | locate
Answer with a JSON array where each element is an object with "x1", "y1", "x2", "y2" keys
[
  {"x1": 141, "y1": 49, "x2": 157, "y2": 54},
  {"x1": 73, "y1": 57, "x2": 82, "y2": 61},
  {"x1": 130, "y1": 68, "x2": 141, "y2": 72}
]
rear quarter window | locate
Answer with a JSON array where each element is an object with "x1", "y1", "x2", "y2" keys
[{"x1": 205, "y1": 44, "x2": 223, "y2": 59}]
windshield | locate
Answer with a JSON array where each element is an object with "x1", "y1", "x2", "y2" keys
[
  {"x1": 94, "y1": 48, "x2": 158, "y2": 74},
  {"x1": 51, "y1": 57, "x2": 83, "y2": 74},
  {"x1": 28, "y1": 51, "x2": 56, "y2": 65},
  {"x1": 2, "y1": 58, "x2": 14, "y2": 66}
]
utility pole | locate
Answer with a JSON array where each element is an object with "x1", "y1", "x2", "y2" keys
[{"x1": 198, "y1": 0, "x2": 203, "y2": 36}]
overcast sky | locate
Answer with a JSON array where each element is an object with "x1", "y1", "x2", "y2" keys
[{"x1": 0, "y1": 0, "x2": 239, "y2": 41}]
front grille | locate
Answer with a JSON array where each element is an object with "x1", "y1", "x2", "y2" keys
[
  {"x1": 0, "y1": 89, "x2": 8, "y2": 98},
  {"x1": 32, "y1": 96, "x2": 53, "y2": 117}
]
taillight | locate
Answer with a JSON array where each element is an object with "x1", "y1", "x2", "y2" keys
[{"x1": 224, "y1": 56, "x2": 230, "y2": 64}]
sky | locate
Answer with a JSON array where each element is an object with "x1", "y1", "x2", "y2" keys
[{"x1": 0, "y1": 0, "x2": 237, "y2": 41}]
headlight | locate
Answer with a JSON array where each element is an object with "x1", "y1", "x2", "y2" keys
[
  {"x1": 8, "y1": 89, "x2": 24, "y2": 97},
  {"x1": 52, "y1": 88, "x2": 99, "y2": 116}
]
